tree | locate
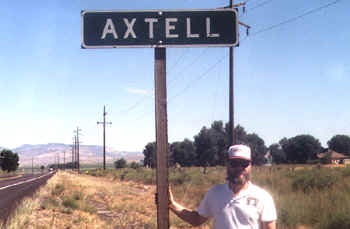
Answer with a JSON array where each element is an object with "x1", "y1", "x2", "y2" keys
[
  {"x1": 114, "y1": 158, "x2": 127, "y2": 169},
  {"x1": 170, "y1": 139, "x2": 196, "y2": 167},
  {"x1": 224, "y1": 124, "x2": 249, "y2": 145},
  {"x1": 235, "y1": 125, "x2": 249, "y2": 145},
  {"x1": 143, "y1": 121, "x2": 268, "y2": 167},
  {"x1": 281, "y1": 135, "x2": 322, "y2": 164},
  {"x1": 129, "y1": 161, "x2": 141, "y2": 169},
  {"x1": 246, "y1": 133, "x2": 267, "y2": 165},
  {"x1": 327, "y1": 135, "x2": 350, "y2": 156},
  {"x1": 209, "y1": 121, "x2": 228, "y2": 165},
  {"x1": 268, "y1": 143, "x2": 286, "y2": 164},
  {"x1": 225, "y1": 124, "x2": 267, "y2": 165},
  {"x1": 0, "y1": 149, "x2": 19, "y2": 172},
  {"x1": 194, "y1": 121, "x2": 231, "y2": 167},
  {"x1": 194, "y1": 127, "x2": 217, "y2": 166},
  {"x1": 143, "y1": 142, "x2": 156, "y2": 168}
]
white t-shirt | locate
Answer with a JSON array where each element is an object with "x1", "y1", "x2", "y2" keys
[{"x1": 197, "y1": 182, "x2": 277, "y2": 229}]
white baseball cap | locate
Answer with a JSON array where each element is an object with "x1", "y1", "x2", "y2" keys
[{"x1": 228, "y1": 145, "x2": 251, "y2": 161}]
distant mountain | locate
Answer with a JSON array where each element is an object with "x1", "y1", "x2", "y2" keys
[{"x1": 12, "y1": 143, "x2": 143, "y2": 167}]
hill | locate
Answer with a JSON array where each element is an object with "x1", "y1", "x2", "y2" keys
[{"x1": 11, "y1": 143, "x2": 143, "y2": 167}]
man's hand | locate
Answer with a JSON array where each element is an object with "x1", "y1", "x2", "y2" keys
[
  {"x1": 154, "y1": 187, "x2": 207, "y2": 226},
  {"x1": 154, "y1": 192, "x2": 159, "y2": 205},
  {"x1": 262, "y1": 221, "x2": 276, "y2": 229},
  {"x1": 154, "y1": 186, "x2": 174, "y2": 206},
  {"x1": 168, "y1": 186, "x2": 175, "y2": 206}
]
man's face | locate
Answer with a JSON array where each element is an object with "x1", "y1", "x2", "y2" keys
[{"x1": 226, "y1": 158, "x2": 251, "y2": 185}]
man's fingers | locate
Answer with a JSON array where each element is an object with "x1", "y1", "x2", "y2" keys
[{"x1": 155, "y1": 193, "x2": 158, "y2": 205}]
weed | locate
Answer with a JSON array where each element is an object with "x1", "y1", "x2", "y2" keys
[
  {"x1": 72, "y1": 190, "x2": 84, "y2": 201},
  {"x1": 51, "y1": 184, "x2": 65, "y2": 196},
  {"x1": 322, "y1": 211, "x2": 350, "y2": 229},
  {"x1": 60, "y1": 207, "x2": 73, "y2": 214},
  {"x1": 40, "y1": 197, "x2": 59, "y2": 209},
  {"x1": 63, "y1": 198, "x2": 78, "y2": 210},
  {"x1": 291, "y1": 168, "x2": 340, "y2": 193}
]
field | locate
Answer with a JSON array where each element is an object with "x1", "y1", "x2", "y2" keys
[{"x1": 2, "y1": 165, "x2": 350, "y2": 229}]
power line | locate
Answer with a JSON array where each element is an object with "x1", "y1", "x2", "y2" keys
[
  {"x1": 249, "y1": 0, "x2": 275, "y2": 11},
  {"x1": 167, "y1": 48, "x2": 190, "y2": 75},
  {"x1": 167, "y1": 48, "x2": 209, "y2": 87},
  {"x1": 119, "y1": 0, "x2": 341, "y2": 120},
  {"x1": 251, "y1": 0, "x2": 342, "y2": 36},
  {"x1": 210, "y1": 62, "x2": 225, "y2": 122},
  {"x1": 120, "y1": 94, "x2": 152, "y2": 114},
  {"x1": 132, "y1": 52, "x2": 228, "y2": 122},
  {"x1": 168, "y1": 52, "x2": 227, "y2": 102},
  {"x1": 118, "y1": 48, "x2": 209, "y2": 116}
]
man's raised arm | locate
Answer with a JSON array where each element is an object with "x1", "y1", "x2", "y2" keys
[{"x1": 168, "y1": 188, "x2": 208, "y2": 227}]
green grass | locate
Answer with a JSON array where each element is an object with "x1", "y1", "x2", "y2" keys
[{"x1": 253, "y1": 165, "x2": 350, "y2": 229}]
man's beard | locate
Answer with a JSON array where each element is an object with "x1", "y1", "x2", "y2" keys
[{"x1": 226, "y1": 172, "x2": 251, "y2": 185}]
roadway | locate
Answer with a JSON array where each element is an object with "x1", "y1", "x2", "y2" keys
[{"x1": 0, "y1": 172, "x2": 55, "y2": 222}]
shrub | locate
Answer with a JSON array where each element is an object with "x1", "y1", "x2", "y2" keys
[
  {"x1": 89, "y1": 169, "x2": 108, "y2": 177},
  {"x1": 114, "y1": 158, "x2": 127, "y2": 169},
  {"x1": 169, "y1": 171, "x2": 191, "y2": 185},
  {"x1": 51, "y1": 184, "x2": 65, "y2": 196},
  {"x1": 291, "y1": 169, "x2": 340, "y2": 193},
  {"x1": 129, "y1": 161, "x2": 141, "y2": 169},
  {"x1": 323, "y1": 211, "x2": 350, "y2": 229},
  {"x1": 120, "y1": 170, "x2": 128, "y2": 181},
  {"x1": 63, "y1": 198, "x2": 78, "y2": 210},
  {"x1": 73, "y1": 190, "x2": 84, "y2": 201},
  {"x1": 40, "y1": 197, "x2": 58, "y2": 209},
  {"x1": 111, "y1": 167, "x2": 155, "y2": 184},
  {"x1": 341, "y1": 166, "x2": 350, "y2": 177}
]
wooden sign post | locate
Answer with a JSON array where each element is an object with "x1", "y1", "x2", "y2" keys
[{"x1": 154, "y1": 47, "x2": 169, "y2": 228}]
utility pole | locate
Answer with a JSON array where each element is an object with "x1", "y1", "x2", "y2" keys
[
  {"x1": 75, "y1": 135, "x2": 78, "y2": 170},
  {"x1": 54, "y1": 153, "x2": 57, "y2": 169},
  {"x1": 77, "y1": 128, "x2": 80, "y2": 173},
  {"x1": 74, "y1": 127, "x2": 82, "y2": 173},
  {"x1": 229, "y1": 0, "x2": 235, "y2": 147},
  {"x1": 228, "y1": 0, "x2": 250, "y2": 146},
  {"x1": 32, "y1": 157, "x2": 34, "y2": 174},
  {"x1": 97, "y1": 105, "x2": 112, "y2": 170},
  {"x1": 72, "y1": 138, "x2": 75, "y2": 171},
  {"x1": 64, "y1": 150, "x2": 66, "y2": 170}
]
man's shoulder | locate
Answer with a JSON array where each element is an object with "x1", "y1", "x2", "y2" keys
[
  {"x1": 202, "y1": 183, "x2": 231, "y2": 204},
  {"x1": 248, "y1": 182, "x2": 273, "y2": 199},
  {"x1": 209, "y1": 183, "x2": 228, "y2": 191},
  {"x1": 206, "y1": 183, "x2": 229, "y2": 196}
]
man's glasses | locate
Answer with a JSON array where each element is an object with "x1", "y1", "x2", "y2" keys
[{"x1": 228, "y1": 159, "x2": 250, "y2": 168}]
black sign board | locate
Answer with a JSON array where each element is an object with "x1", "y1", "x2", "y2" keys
[{"x1": 81, "y1": 9, "x2": 238, "y2": 48}]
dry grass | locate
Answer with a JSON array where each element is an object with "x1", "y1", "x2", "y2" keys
[
  {"x1": 2, "y1": 171, "x2": 158, "y2": 229},
  {"x1": 5, "y1": 165, "x2": 350, "y2": 229},
  {"x1": 2, "y1": 169, "x2": 211, "y2": 229}
]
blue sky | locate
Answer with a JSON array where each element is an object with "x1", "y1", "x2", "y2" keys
[{"x1": 0, "y1": 0, "x2": 349, "y2": 152}]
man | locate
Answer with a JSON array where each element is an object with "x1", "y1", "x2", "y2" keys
[{"x1": 168, "y1": 144, "x2": 277, "y2": 229}]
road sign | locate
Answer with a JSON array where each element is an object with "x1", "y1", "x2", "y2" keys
[{"x1": 81, "y1": 9, "x2": 238, "y2": 48}]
